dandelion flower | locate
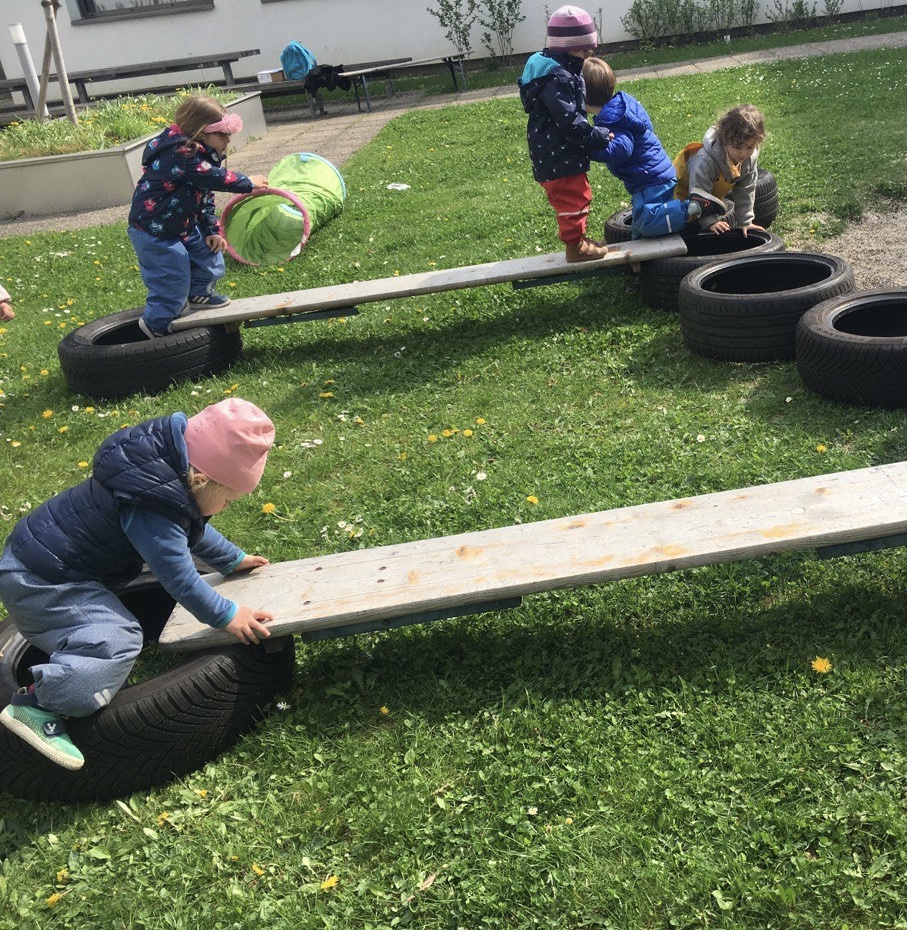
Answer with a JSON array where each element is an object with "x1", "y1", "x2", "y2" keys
[
  {"x1": 816, "y1": 443, "x2": 827, "y2": 454},
  {"x1": 526, "y1": 495, "x2": 539, "y2": 505},
  {"x1": 811, "y1": 656, "x2": 832, "y2": 674},
  {"x1": 42, "y1": 409, "x2": 53, "y2": 419},
  {"x1": 428, "y1": 434, "x2": 438, "y2": 443},
  {"x1": 319, "y1": 392, "x2": 334, "y2": 399},
  {"x1": 321, "y1": 875, "x2": 339, "y2": 890},
  {"x1": 380, "y1": 705, "x2": 390, "y2": 715},
  {"x1": 46, "y1": 893, "x2": 62, "y2": 908},
  {"x1": 475, "y1": 417, "x2": 486, "y2": 425},
  {"x1": 78, "y1": 461, "x2": 89, "y2": 468},
  {"x1": 251, "y1": 864, "x2": 265, "y2": 876},
  {"x1": 463, "y1": 429, "x2": 473, "y2": 437},
  {"x1": 262, "y1": 502, "x2": 277, "y2": 515}
]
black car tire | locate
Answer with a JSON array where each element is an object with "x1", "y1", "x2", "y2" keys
[
  {"x1": 58, "y1": 307, "x2": 243, "y2": 401},
  {"x1": 753, "y1": 169, "x2": 779, "y2": 229},
  {"x1": 640, "y1": 229, "x2": 786, "y2": 311},
  {"x1": 678, "y1": 252, "x2": 856, "y2": 362},
  {"x1": 795, "y1": 288, "x2": 907, "y2": 408},
  {"x1": 0, "y1": 576, "x2": 294, "y2": 804},
  {"x1": 603, "y1": 208, "x2": 634, "y2": 244}
]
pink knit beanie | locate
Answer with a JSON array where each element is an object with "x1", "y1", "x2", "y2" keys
[
  {"x1": 184, "y1": 398, "x2": 275, "y2": 494},
  {"x1": 547, "y1": 5, "x2": 598, "y2": 52}
]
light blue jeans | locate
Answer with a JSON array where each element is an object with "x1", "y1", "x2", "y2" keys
[
  {"x1": 128, "y1": 225, "x2": 225, "y2": 335},
  {"x1": 630, "y1": 180, "x2": 693, "y2": 238},
  {"x1": 0, "y1": 550, "x2": 143, "y2": 718}
]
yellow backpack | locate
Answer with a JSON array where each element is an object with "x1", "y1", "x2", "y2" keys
[{"x1": 672, "y1": 141, "x2": 736, "y2": 201}]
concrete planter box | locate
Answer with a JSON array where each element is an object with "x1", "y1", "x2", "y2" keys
[{"x1": 0, "y1": 93, "x2": 265, "y2": 219}]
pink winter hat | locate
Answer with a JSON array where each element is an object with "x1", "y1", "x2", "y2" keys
[
  {"x1": 547, "y1": 5, "x2": 598, "y2": 52},
  {"x1": 184, "y1": 398, "x2": 275, "y2": 493}
]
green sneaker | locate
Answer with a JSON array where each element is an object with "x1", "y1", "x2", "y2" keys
[{"x1": 0, "y1": 688, "x2": 84, "y2": 770}]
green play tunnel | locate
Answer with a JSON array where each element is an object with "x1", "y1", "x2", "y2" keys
[{"x1": 222, "y1": 153, "x2": 347, "y2": 265}]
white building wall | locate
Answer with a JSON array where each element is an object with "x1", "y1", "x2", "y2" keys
[{"x1": 0, "y1": 0, "x2": 896, "y2": 91}]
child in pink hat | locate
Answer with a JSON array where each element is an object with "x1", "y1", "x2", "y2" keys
[
  {"x1": 518, "y1": 6, "x2": 613, "y2": 262},
  {"x1": 0, "y1": 398, "x2": 275, "y2": 770}
]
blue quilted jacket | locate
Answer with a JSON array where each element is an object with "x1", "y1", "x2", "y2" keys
[{"x1": 590, "y1": 91, "x2": 676, "y2": 194}]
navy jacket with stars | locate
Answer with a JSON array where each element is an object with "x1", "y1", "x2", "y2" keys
[
  {"x1": 128, "y1": 125, "x2": 255, "y2": 241},
  {"x1": 518, "y1": 50, "x2": 611, "y2": 183}
]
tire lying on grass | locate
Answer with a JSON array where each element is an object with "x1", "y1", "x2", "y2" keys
[
  {"x1": 0, "y1": 575, "x2": 295, "y2": 804},
  {"x1": 58, "y1": 307, "x2": 243, "y2": 401},
  {"x1": 678, "y1": 252, "x2": 855, "y2": 362},
  {"x1": 795, "y1": 288, "x2": 907, "y2": 408},
  {"x1": 639, "y1": 229, "x2": 785, "y2": 311},
  {"x1": 603, "y1": 208, "x2": 634, "y2": 244},
  {"x1": 753, "y1": 168, "x2": 779, "y2": 229}
]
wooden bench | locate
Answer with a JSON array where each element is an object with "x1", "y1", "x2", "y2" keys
[
  {"x1": 243, "y1": 55, "x2": 467, "y2": 118},
  {"x1": 170, "y1": 237, "x2": 687, "y2": 332},
  {"x1": 157, "y1": 462, "x2": 907, "y2": 652},
  {"x1": 0, "y1": 49, "x2": 260, "y2": 114}
]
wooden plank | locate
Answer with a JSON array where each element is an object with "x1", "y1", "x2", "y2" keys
[
  {"x1": 170, "y1": 237, "x2": 687, "y2": 331},
  {"x1": 157, "y1": 463, "x2": 907, "y2": 653}
]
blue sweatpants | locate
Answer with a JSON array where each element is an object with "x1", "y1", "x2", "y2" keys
[
  {"x1": 0, "y1": 550, "x2": 143, "y2": 718},
  {"x1": 630, "y1": 180, "x2": 692, "y2": 239},
  {"x1": 128, "y1": 225, "x2": 225, "y2": 335}
]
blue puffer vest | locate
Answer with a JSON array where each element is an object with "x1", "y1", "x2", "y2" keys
[
  {"x1": 5, "y1": 414, "x2": 204, "y2": 590},
  {"x1": 594, "y1": 91, "x2": 676, "y2": 194}
]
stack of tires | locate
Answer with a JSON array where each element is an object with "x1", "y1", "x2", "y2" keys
[{"x1": 605, "y1": 169, "x2": 906, "y2": 409}]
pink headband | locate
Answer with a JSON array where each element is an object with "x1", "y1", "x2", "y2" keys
[{"x1": 203, "y1": 113, "x2": 243, "y2": 135}]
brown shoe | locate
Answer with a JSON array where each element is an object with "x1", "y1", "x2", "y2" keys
[{"x1": 565, "y1": 238, "x2": 609, "y2": 263}]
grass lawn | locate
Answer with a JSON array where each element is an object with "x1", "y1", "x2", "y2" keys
[{"x1": 0, "y1": 44, "x2": 904, "y2": 930}]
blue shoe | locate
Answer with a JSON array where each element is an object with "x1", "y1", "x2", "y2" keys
[
  {"x1": 0, "y1": 688, "x2": 84, "y2": 770},
  {"x1": 187, "y1": 293, "x2": 231, "y2": 309},
  {"x1": 138, "y1": 317, "x2": 167, "y2": 339}
]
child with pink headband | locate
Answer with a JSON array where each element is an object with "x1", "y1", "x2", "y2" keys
[{"x1": 128, "y1": 94, "x2": 270, "y2": 338}]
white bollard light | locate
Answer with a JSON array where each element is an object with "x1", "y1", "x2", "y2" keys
[{"x1": 8, "y1": 22, "x2": 50, "y2": 118}]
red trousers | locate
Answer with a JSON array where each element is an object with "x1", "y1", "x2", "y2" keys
[{"x1": 540, "y1": 173, "x2": 592, "y2": 244}]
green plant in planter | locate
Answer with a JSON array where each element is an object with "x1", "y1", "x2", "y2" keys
[{"x1": 0, "y1": 85, "x2": 237, "y2": 161}]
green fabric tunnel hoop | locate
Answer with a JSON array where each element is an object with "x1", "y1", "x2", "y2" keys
[{"x1": 222, "y1": 152, "x2": 347, "y2": 265}]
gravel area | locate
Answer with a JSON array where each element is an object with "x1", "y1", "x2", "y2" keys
[{"x1": 788, "y1": 205, "x2": 907, "y2": 290}]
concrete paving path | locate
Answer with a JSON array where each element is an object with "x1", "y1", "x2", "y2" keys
[{"x1": 2, "y1": 29, "x2": 904, "y2": 237}]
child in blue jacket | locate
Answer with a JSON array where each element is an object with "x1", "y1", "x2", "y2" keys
[
  {"x1": 0, "y1": 398, "x2": 276, "y2": 769},
  {"x1": 518, "y1": 6, "x2": 612, "y2": 262},
  {"x1": 582, "y1": 57, "x2": 704, "y2": 238},
  {"x1": 128, "y1": 94, "x2": 269, "y2": 338}
]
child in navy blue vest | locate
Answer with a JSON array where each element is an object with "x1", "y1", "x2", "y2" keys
[
  {"x1": 0, "y1": 398, "x2": 275, "y2": 769},
  {"x1": 518, "y1": 6, "x2": 613, "y2": 262}
]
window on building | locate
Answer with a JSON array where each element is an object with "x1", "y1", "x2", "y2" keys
[{"x1": 67, "y1": 0, "x2": 214, "y2": 23}]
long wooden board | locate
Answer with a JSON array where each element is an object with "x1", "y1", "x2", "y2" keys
[
  {"x1": 170, "y1": 237, "x2": 687, "y2": 331},
  {"x1": 158, "y1": 463, "x2": 907, "y2": 652}
]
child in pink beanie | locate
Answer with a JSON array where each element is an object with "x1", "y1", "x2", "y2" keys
[
  {"x1": 0, "y1": 398, "x2": 275, "y2": 770},
  {"x1": 518, "y1": 6, "x2": 613, "y2": 262}
]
